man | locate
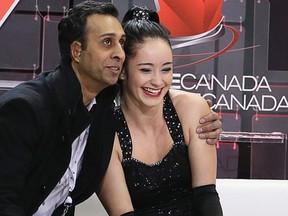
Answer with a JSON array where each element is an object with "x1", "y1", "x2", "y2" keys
[{"x1": 0, "y1": 1, "x2": 221, "y2": 215}]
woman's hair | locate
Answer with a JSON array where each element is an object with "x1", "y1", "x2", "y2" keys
[
  {"x1": 114, "y1": 5, "x2": 172, "y2": 102},
  {"x1": 122, "y1": 5, "x2": 171, "y2": 60},
  {"x1": 58, "y1": 1, "x2": 118, "y2": 63}
]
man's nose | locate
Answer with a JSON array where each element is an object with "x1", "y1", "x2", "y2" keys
[{"x1": 112, "y1": 44, "x2": 125, "y2": 61}]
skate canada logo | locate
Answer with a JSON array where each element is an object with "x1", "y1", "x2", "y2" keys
[
  {"x1": 0, "y1": 0, "x2": 19, "y2": 28},
  {"x1": 172, "y1": 73, "x2": 288, "y2": 112}
]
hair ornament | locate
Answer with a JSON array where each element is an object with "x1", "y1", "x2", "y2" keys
[
  {"x1": 132, "y1": 9, "x2": 149, "y2": 21},
  {"x1": 122, "y1": 6, "x2": 160, "y2": 24}
]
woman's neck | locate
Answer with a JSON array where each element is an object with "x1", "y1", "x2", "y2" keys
[{"x1": 121, "y1": 97, "x2": 164, "y2": 129}]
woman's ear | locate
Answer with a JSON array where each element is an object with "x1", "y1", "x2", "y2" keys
[{"x1": 70, "y1": 41, "x2": 82, "y2": 63}]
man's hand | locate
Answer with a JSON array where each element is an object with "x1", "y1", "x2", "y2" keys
[{"x1": 197, "y1": 106, "x2": 222, "y2": 145}]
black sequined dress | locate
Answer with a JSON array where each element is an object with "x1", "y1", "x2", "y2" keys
[{"x1": 114, "y1": 94, "x2": 195, "y2": 215}]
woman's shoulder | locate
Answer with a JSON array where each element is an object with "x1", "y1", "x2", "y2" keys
[
  {"x1": 168, "y1": 90, "x2": 210, "y2": 142},
  {"x1": 169, "y1": 89, "x2": 208, "y2": 111}
]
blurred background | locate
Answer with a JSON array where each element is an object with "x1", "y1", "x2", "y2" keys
[{"x1": 0, "y1": 0, "x2": 287, "y2": 181}]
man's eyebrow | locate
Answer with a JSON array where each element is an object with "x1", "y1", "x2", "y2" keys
[{"x1": 99, "y1": 32, "x2": 126, "y2": 38}]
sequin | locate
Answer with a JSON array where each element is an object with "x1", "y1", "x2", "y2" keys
[{"x1": 114, "y1": 94, "x2": 195, "y2": 215}]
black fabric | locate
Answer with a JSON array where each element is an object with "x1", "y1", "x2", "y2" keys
[
  {"x1": 121, "y1": 211, "x2": 136, "y2": 216},
  {"x1": 192, "y1": 184, "x2": 223, "y2": 216},
  {"x1": 0, "y1": 63, "x2": 84, "y2": 215},
  {"x1": 71, "y1": 85, "x2": 119, "y2": 201},
  {"x1": 114, "y1": 94, "x2": 223, "y2": 216},
  {"x1": 0, "y1": 61, "x2": 119, "y2": 216},
  {"x1": 114, "y1": 94, "x2": 193, "y2": 215}
]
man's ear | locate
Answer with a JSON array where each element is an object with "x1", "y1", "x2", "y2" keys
[
  {"x1": 119, "y1": 70, "x2": 126, "y2": 80},
  {"x1": 119, "y1": 67, "x2": 127, "y2": 80},
  {"x1": 70, "y1": 41, "x2": 82, "y2": 63}
]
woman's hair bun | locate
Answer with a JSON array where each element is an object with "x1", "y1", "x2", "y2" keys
[{"x1": 122, "y1": 5, "x2": 159, "y2": 24}]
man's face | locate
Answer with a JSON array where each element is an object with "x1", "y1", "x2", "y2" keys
[{"x1": 74, "y1": 14, "x2": 126, "y2": 96}]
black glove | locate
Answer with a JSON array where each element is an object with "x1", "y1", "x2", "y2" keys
[
  {"x1": 120, "y1": 211, "x2": 136, "y2": 216},
  {"x1": 192, "y1": 184, "x2": 223, "y2": 216}
]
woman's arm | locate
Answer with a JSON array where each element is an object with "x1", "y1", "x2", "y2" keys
[
  {"x1": 97, "y1": 134, "x2": 134, "y2": 216},
  {"x1": 175, "y1": 93, "x2": 217, "y2": 187},
  {"x1": 171, "y1": 91, "x2": 223, "y2": 215}
]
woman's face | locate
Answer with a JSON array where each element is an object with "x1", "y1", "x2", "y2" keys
[{"x1": 122, "y1": 38, "x2": 173, "y2": 108}]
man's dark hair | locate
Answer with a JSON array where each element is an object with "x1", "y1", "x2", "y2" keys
[{"x1": 58, "y1": 1, "x2": 119, "y2": 63}]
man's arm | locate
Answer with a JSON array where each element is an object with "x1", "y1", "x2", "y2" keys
[
  {"x1": 0, "y1": 100, "x2": 38, "y2": 215},
  {"x1": 197, "y1": 100, "x2": 222, "y2": 145}
]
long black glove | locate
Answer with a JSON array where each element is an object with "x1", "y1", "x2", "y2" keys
[
  {"x1": 120, "y1": 211, "x2": 136, "y2": 216},
  {"x1": 192, "y1": 184, "x2": 223, "y2": 216}
]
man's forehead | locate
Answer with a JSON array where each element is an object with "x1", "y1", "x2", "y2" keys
[{"x1": 86, "y1": 14, "x2": 123, "y2": 33}]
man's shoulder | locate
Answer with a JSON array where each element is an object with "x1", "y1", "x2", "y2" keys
[
  {"x1": 0, "y1": 69, "x2": 63, "y2": 111},
  {"x1": 1, "y1": 73, "x2": 50, "y2": 100}
]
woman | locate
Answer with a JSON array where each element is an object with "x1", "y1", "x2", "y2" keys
[{"x1": 97, "y1": 6, "x2": 223, "y2": 216}]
